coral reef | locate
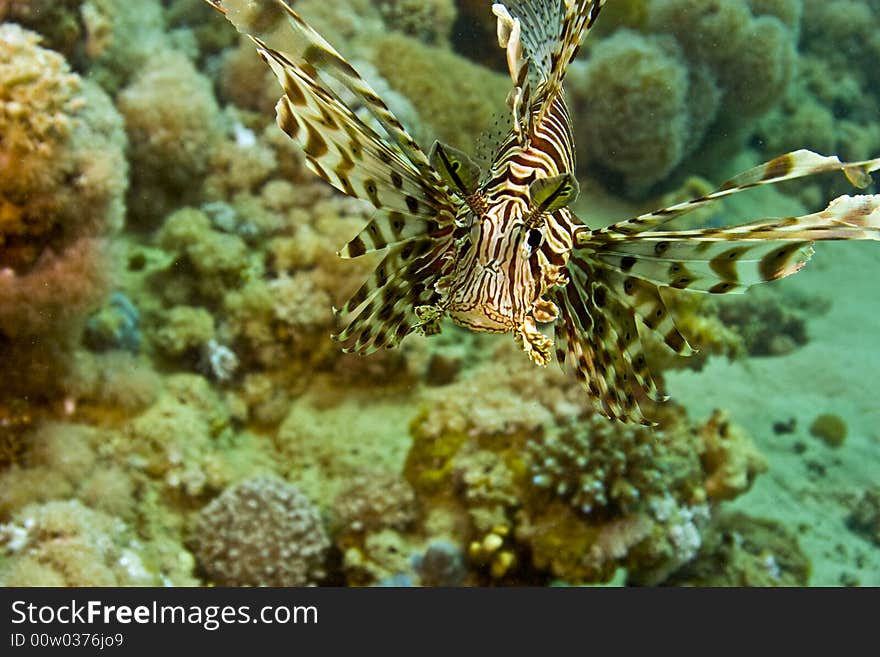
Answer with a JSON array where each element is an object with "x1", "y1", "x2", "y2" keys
[
  {"x1": 372, "y1": 0, "x2": 457, "y2": 45},
  {"x1": 117, "y1": 51, "x2": 224, "y2": 226},
  {"x1": 370, "y1": 32, "x2": 510, "y2": 155},
  {"x1": 663, "y1": 512, "x2": 810, "y2": 586},
  {"x1": 190, "y1": 476, "x2": 329, "y2": 586},
  {"x1": 571, "y1": 0, "x2": 800, "y2": 195},
  {"x1": 0, "y1": 500, "x2": 193, "y2": 586},
  {"x1": 571, "y1": 31, "x2": 718, "y2": 195},
  {"x1": 715, "y1": 284, "x2": 827, "y2": 357},
  {"x1": 403, "y1": 344, "x2": 766, "y2": 584},
  {"x1": 0, "y1": 23, "x2": 127, "y2": 399},
  {"x1": 0, "y1": 0, "x2": 874, "y2": 590}
]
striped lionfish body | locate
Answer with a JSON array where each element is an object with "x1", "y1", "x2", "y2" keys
[{"x1": 206, "y1": 0, "x2": 880, "y2": 424}]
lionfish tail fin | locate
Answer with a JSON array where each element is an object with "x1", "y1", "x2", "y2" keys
[{"x1": 492, "y1": 0, "x2": 606, "y2": 137}]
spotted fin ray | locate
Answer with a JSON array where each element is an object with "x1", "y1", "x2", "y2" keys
[
  {"x1": 554, "y1": 257, "x2": 672, "y2": 424},
  {"x1": 203, "y1": 0, "x2": 459, "y2": 350},
  {"x1": 335, "y1": 237, "x2": 453, "y2": 353},
  {"x1": 492, "y1": 0, "x2": 606, "y2": 139},
  {"x1": 207, "y1": 0, "x2": 445, "y2": 187},
  {"x1": 558, "y1": 149, "x2": 880, "y2": 424},
  {"x1": 593, "y1": 150, "x2": 880, "y2": 237}
]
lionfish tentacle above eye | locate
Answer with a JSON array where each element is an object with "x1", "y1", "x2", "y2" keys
[
  {"x1": 204, "y1": 0, "x2": 459, "y2": 350},
  {"x1": 492, "y1": 0, "x2": 606, "y2": 140}
]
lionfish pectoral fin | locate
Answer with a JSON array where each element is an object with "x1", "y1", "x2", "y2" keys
[
  {"x1": 207, "y1": 0, "x2": 450, "y2": 190},
  {"x1": 553, "y1": 246, "x2": 679, "y2": 425},
  {"x1": 334, "y1": 237, "x2": 454, "y2": 354},
  {"x1": 578, "y1": 194, "x2": 880, "y2": 295},
  {"x1": 558, "y1": 192, "x2": 880, "y2": 423},
  {"x1": 429, "y1": 141, "x2": 482, "y2": 199},
  {"x1": 597, "y1": 150, "x2": 880, "y2": 236},
  {"x1": 529, "y1": 172, "x2": 579, "y2": 215},
  {"x1": 205, "y1": 1, "x2": 467, "y2": 355}
]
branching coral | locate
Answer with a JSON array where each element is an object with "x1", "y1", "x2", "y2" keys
[{"x1": 191, "y1": 476, "x2": 330, "y2": 586}]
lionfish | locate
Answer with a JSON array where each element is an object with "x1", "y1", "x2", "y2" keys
[{"x1": 205, "y1": 0, "x2": 880, "y2": 424}]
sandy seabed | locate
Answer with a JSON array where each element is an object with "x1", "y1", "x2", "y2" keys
[{"x1": 668, "y1": 241, "x2": 880, "y2": 586}]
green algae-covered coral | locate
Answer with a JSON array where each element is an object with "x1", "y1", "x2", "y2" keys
[
  {"x1": 571, "y1": 30, "x2": 719, "y2": 195},
  {"x1": 117, "y1": 51, "x2": 225, "y2": 226},
  {"x1": 373, "y1": 0, "x2": 457, "y2": 44},
  {"x1": 572, "y1": 0, "x2": 800, "y2": 195},
  {"x1": 647, "y1": 0, "x2": 798, "y2": 120}
]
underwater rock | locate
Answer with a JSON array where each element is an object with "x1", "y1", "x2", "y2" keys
[
  {"x1": 847, "y1": 488, "x2": 880, "y2": 547},
  {"x1": 192, "y1": 476, "x2": 330, "y2": 586},
  {"x1": 413, "y1": 540, "x2": 467, "y2": 586}
]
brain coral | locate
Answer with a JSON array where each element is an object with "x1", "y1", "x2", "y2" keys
[
  {"x1": 0, "y1": 24, "x2": 127, "y2": 397},
  {"x1": 191, "y1": 477, "x2": 330, "y2": 586}
]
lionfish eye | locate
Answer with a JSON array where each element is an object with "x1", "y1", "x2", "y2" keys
[{"x1": 526, "y1": 228, "x2": 544, "y2": 250}]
